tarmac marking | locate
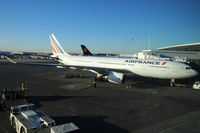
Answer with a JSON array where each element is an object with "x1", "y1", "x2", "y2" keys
[
  {"x1": 158, "y1": 121, "x2": 188, "y2": 133},
  {"x1": 158, "y1": 110, "x2": 200, "y2": 133},
  {"x1": 133, "y1": 109, "x2": 200, "y2": 133}
]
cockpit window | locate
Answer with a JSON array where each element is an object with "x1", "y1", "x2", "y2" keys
[{"x1": 185, "y1": 67, "x2": 191, "y2": 70}]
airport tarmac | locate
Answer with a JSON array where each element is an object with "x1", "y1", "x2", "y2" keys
[{"x1": 0, "y1": 59, "x2": 200, "y2": 133}]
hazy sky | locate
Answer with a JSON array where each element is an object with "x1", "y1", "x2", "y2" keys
[{"x1": 0, "y1": 0, "x2": 200, "y2": 53}]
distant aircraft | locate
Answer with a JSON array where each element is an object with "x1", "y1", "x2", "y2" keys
[
  {"x1": 6, "y1": 34, "x2": 199, "y2": 84},
  {"x1": 80, "y1": 44, "x2": 135, "y2": 60},
  {"x1": 81, "y1": 45, "x2": 93, "y2": 56}
]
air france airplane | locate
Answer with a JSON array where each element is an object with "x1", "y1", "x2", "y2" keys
[
  {"x1": 49, "y1": 34, "x2": 198, "y2": 84},
  {"x1": 6, "y1": 34, "x2": 198, "y2": 84}
]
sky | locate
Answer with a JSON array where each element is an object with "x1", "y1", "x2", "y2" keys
[{"x1": 0, "y1": 0, "x2": 200, "y2": 54}]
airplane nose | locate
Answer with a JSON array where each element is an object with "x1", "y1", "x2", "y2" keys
[{"x1": 193, "y1": 70, "x2": 199, "y2": 77}]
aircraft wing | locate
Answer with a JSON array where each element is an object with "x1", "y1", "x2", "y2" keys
[
  {"x1": 5, "y1": 56, "x2": 131, "y2": 74},
  {"x1": 5, "y1": 56, "x2": 61, "y2": 66}
]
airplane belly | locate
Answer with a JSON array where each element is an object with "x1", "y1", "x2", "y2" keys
[{"x1": 133, "y1": 67, "x2": 170, "y2": 79}]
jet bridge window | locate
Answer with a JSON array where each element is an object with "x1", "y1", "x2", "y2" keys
[{"x1": 185, "y1": 67, "x2": 191, "y2": 70}]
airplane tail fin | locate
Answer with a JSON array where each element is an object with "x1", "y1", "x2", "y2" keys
[
  {"x1": 49, "y1": 34, "x2": 70, "y2": 56},
  {"x1": 81, "y1": 45, "x2": 93, "y2": 56}
]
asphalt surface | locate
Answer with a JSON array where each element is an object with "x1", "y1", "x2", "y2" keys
[{"x1": 0, "y1": 59, "x2": 200, "y2": 133}]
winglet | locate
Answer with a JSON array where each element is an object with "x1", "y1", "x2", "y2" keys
[{"x1": 5, "y1": 56, "x2": 17, "y2": 64}]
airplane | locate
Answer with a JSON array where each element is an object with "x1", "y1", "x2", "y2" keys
[
  {"x1": 80, "y1": 44, "x2": 135, "y2": 60},
  {"x1": 81, "y1": 45, "x2": 93, "y2": 56},
  {"x1": 6, "y1": 34, "x2": 199, "y2": 84}
]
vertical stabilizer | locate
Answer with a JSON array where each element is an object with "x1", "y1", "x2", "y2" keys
[
  {"x1": 81, "y1": 45, "x2": 93, "y2": 56},
  {"x1": 49, "y1": 34, "x2": 69, "y2": 56}
]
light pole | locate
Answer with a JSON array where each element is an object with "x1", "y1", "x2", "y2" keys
[{"x1": 148, "y1": 36, "x2": 151, "y2": 50}]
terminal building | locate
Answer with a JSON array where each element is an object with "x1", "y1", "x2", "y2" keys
[
  {"x1": 131, "y1": 43, "x2": 200, "y2": 66},
  {"x1": 158, "y1": 43, "x2": 200, "y2": 65}
]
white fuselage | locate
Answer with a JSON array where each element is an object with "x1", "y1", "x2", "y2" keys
[{"x1": 58, "y1": 55, "x2": 198, "y2": 79}]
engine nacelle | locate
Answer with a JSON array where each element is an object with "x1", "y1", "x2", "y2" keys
[{"x1": 108, "y1": 71, "x2": 124, "y2": 84}]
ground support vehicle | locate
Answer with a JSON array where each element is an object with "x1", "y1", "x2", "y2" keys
[
  {"x1": 10, "y1": 103, "x2": 55, "y2": 133},
  {"x1": 193, "y1": 81, "x2": 200, "y2": 90},
  {"x1": 10, "y1": 103, "x2": 79, "y2": 133},
  {"x1": 50, "y1": 123, "x2": 79, "y2": 133}
]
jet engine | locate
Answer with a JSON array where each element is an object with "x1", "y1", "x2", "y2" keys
[{"x1": 108, "y1": 71, "x2": 124, "y2": 84}]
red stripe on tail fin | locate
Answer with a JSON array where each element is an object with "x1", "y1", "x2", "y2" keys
[{"x1": 51, "y1": 44, "x2": 57, "y2": 54}]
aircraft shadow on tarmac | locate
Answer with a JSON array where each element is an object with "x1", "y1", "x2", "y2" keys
[
  {"x1": 53, "y1": 115, "x2": 129, "y2": 133},
  {"x1": 25, "y1": 95, "x2": 96, "y2": 107}
]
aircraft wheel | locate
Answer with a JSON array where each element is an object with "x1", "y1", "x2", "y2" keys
[
  {"x1": 20, "y1": 127, "x2": 25, "y2": 133},
  {"x1": 11, "y1": 117, "x2": 16, "y2": 129}
]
